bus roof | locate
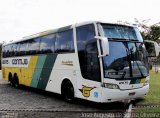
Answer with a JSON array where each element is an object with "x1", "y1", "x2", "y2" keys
[{"x1": 3, "y1": 21, "x2": 136, "y2": 46}]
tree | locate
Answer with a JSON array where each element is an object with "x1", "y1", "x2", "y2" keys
[
  {"x1": 135, "y1": 18, "x2": 160, "y2": 69},
  {"x1": 142, "y1": 25, "x2": 160, "y2": 43},
  {"x1": 133, "y1": 18, "x2": 160, "y2": 42},
  {"x1": 134, "y1": 18, "x2": 151, "y2": 33}
]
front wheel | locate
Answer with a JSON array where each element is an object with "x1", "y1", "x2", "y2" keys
[{"x1": 62, "y1": 81, "x2": 74, "y2": 102}]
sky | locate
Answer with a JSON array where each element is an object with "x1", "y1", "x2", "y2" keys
[{"x1": 0, "y1": 0, "x2": 160, "y2": 43}]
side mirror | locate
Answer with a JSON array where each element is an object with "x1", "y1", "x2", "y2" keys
[
  {"x1": 95, "y1": 36, "x2": 109, "y2": 57},
  {"x1": 144, "y1": 40, "x2": 160, "y2": 57}
]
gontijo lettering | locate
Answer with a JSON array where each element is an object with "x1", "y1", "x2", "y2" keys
[
  {"x1": 2, "y1": 57, "x2": 30, "y2": 68},
  {"x1": 12, "y1": 59, "x2": 28, "y2": 65}
]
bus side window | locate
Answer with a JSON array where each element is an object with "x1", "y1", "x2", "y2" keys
[
  {"x1": 55, "y1": 29, "x2": 74, "y2": 53},
  {"x1": 76, "y1": 24, "x2": 101, "y2": 82},
  {"x1": 15, "y1": 43, "x2": 20, "y2": 56},
  {"x1": 19, "y1": 41, "x2": 28, "y2": 56},
  {"x1": 9, "y1": 45, "x2": 13, "y2": 57},
  {"x1": 2, "y1": 46, "x2": 6, "y2": 58},
  {"x1": 6, "y1": 45, "x2": 11, "y2": 57},
  {"x1": 29, "y1": 38, "x2": 41, "y2": 55},
  {"x1": 40, "y1": 34, "x2": 55, "y2": 54},
  {"x1": 10, "y1": 43, "x2": 16, "y2": 57}
]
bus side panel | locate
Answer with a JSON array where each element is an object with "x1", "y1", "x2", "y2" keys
[
  {"x1": 45, "y1": 54, "x2": 78, "y2": 94},
  {"x1": 2, "y1": 67, "x2": 21, "y2": 83},
  {"x1": 30, "y1": 55, "x2": 47, "y2": 88},
  {"x1": 36, "y1": 54, "x2": 57, "y2": 90},
  {"x1": 20, "y1": 67, "x2": 28, "y2": 85},
  {"x1": 24, "y1": 56, "x2": 38, "y2": 86},
  {"x1": 2, "y1": 67, "x2": 7, "y2": 80}
]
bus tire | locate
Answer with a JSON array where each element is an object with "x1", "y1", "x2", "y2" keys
[
  {"x1": 13, "y1": 74, "x2": 19, "y2": 88},
  {"x1": 8, "y1": 73, "x2": 14, "y2": 86},
  {"x1": 61, "y1": 80, "x2": 74, "y2": 102}
]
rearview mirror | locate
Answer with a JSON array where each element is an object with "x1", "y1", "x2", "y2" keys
[
  {"x1": 95, "y1": 36, "x2": 109, "y2": 57},
  {"x1": 144, "y1": 40, "x2": 160, "y2": 57}
]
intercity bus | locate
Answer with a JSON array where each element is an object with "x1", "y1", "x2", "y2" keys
[{"x1": 2, "y1": 21, "x2": 150, "y2": 103}]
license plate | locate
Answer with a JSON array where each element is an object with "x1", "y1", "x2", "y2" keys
[{"x1": 129, "y1": 92, "x2": 135, "y2": 96}]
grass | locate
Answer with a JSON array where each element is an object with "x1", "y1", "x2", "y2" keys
[
  {"x1": 135, "y1": 70, "x2": 160, "y2": 105},
  {"x1": 135, "y1": 108, "x2": 160, "y2": 113},
  {"x1": 133, "y1": 108, "x2": 160, "y2": 118},
  {"x1": 134, "y1": 70, "x2": 160, "y2": 115}
]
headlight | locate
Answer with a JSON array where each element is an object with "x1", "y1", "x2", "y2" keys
[
  {"x1": 102, "y1": 83, "x2": 120, "y2": 89},
  {"x1": 144, "y1": 80, "x2": 149, "y2": 86}
]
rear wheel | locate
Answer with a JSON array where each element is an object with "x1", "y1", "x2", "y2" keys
[
  {"x1": 62, "y1": 81, "x2": 74, "y2": 102},
  {"x1": 13, "y1": 74, "x2": 19, "y2": 88},
  {"x1": 8, "y1": 73, "x2": 14, "y2": 86}
]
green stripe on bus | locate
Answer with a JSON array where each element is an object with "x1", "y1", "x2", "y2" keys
[
  {"x1": 135, "y1": 79, "x2": 141, "y2": 84},
  {"x1": 30, "y1": 55, "x2": 47, "y2": 88},
  {"x1": 37, "y1": 54, "x2": 57, "y2": 90},
  {"x1": 130, "y1": 79, "x2": 141, "y2": 84}
]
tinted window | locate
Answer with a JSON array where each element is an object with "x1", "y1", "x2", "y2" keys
[
  {"x1": 40, "y1": 34, "x2": 55, "y2": 54},
  {"x1": 76, "y1": 25, "x2": 95, "y2": 50},
  {"x1": 2, "y1": 46, "x2": 6, "y2": 58},
  {"x1": 28, "y1": 38, "x2": 41, "y2": 55},
  {"x1": 19, "y1": 41, "x2": 28, "y2": 55},
  {"x1": 15, "y1": 43, "x2": 21, "y2": 56},
  {"x1": 10, "y1": 43, "x2": 17, "y2": 56},
  {"x1": 55, "y1": 30, "x2": 74, "y2": 53},
  {"x1": 76, "y1": 24, "x2": 101, "y2": 82},
  {"x1": 6, "y1": 45, "x2": 11, "y2": 57}
]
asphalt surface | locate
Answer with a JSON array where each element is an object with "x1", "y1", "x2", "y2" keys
[{"x1": 0, "y1": 80, "x2": 127, "y2": 118}]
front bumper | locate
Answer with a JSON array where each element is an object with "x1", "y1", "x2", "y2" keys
[{"x1": 100, "y1": 84, "x2": 149, "y2": 103}]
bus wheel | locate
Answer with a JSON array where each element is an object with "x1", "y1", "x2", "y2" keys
[
  {"x1": 8, "y1": 73, "x2": 14, "y2": 86},
  {"x1": 13, "y1": 74, "x2": 19, "y2": 88},
  {"x1": 62, "y1": 80, "x2": 74, "y2": 102}
]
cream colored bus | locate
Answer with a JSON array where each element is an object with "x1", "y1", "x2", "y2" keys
[{"x1": 2, "y1": 21, "x2": 150, "y2": 103}]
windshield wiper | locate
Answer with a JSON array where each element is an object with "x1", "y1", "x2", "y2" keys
[
  {"x1": 136, "y1": 61, "x2": 145, "y2": 78},
  {"x1": 130, "y1": 46, "x2": 145, "y2": 78},
  {"x1": 108, "y1": 38, "x2": 130, "y2": 42},
  {"x1": 108, "y1": 38, "x2": 142, "y2": 43}
]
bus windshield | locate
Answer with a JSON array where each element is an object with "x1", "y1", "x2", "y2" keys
[{"x1": 101, "y1": 24, "x2": 149, "y2": 80}]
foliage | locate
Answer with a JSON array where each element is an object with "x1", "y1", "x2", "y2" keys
[
  {"x1": 142, "y1": 25, "x2": 160, "y2": 43},
  {"x1": 134, "y1": 19, "x2": 160, "y2": 62},
  {"x1": 134, "y1": 18, "x2": 160, "y2": 42}
]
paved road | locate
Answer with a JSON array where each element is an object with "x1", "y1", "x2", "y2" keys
[{"x1": 0, "y1": 79, "x2": 127, "y2": 118}]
